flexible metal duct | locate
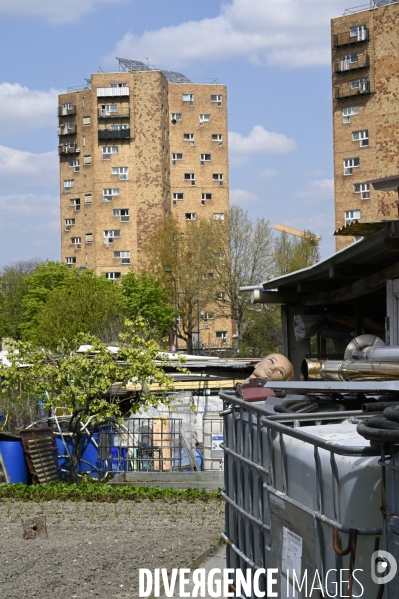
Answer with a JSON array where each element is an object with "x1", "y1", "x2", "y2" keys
[{"x1": 301, "y1": 358, "x2": 399, "y2": 381}]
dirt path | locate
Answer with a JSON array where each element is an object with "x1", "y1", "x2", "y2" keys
[{"x1": 0, "y1": 498, "x2": 224, "y2": 599}]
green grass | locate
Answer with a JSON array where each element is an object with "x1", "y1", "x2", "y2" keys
[{"x1": 0, "y1": 482, "x2": 222, "y2": 503}]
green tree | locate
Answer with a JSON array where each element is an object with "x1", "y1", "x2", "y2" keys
[
  {"x1": 30, "y1": 271, "x2": 126, "y2": 349},
  {"x1": 20, "y1": 261, "x2": 75, "y2": 341},
  {"x1": 0, "y1": 259, "x2": 42, "y2": 342},
  {"x1": 122, "y1": 271, "x2": 174, "y2": 339},
  {"x1": 145, "y1": 216, "x2": 220, "y2": 354},
  {"x1": 0, "y1": 319, "x2": 174, "y2": 483},
  {"x1": 241, "y1": 304, "x2": 282, "y2": 358},
  {"x1": 273, "y1": 231, "x2": 320, "y2": 276}
]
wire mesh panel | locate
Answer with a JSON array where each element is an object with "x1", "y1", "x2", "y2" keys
[
  {"x1": 220, "y1": 392, "x2": 383, "y2": 599},
  {"x1": 97, "y1": 418, "x2": 191, "y2": 473}
]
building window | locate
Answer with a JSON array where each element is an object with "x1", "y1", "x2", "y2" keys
[
  {"x1": 200, "y1": 154, "x2": 211, "y2": 165},
  {"x1": 66, "y1": 257, "x2": 76, "y2": 265},
  {"x1": 211, "y1": 94, "x2": 222, "y2": 107},
  {"x1": 182, "y1": 94, "x2": 194, "y2": 106},
  {"x1": 85, "y1": 233, "x2": 93, "y2": 244},
  {"x1": 103, "y1": 188, "x2": 120, "y2": 202},
  {"x1": 83, "y1": 116, "x2": 90, "y2": 126},
  {"x1": 100, "y1": 104, "x2": 118, "y2": 116},
  {"x1": 183, "y1": 133, "x2": 194, "y2": 145},
  {"x1": 64, "y1": 179, "x2": 75, "y2": 192},
  {"x1": 84, "y1": 155, "x2": 91, "y2": 165},
  {"x1": 104, "y1": 230, "x2": 120, "y2": 243},
  {"x1": 171, "y1": 113, "x2": 182, "y2": 124},
  {"x1": 354, "y1": 182, "x2": 370, "y2": 200},
  {"x1": 112, "y1": 167, "x2": 128, "y2": 180},
  {"x1": 69, "y1": 159, "x2": 80, "y2": 172},
  {"x1": 173, "y1": 193, "x2": 184, "y2": 205},
  {"x1": 216, "y1": 330, "x2": 227, "y2": 342},
  {"x1": 64, "y1": 218, "x2": 75, "y2": 231},
  {"x1": 185, "y1": 213, "x2": 196, "y2": 221},
  {"x1": 110, "y1": 124, "x2": 128, "y2": 131},
  {"x1": 345, "y1": 209, "x2": 361, "y2": 226},
  {"x1": 340, "y1": 53, "x2": 358, "y2": 70},
  {"x1": 184, "y1": 173, "x2": 195, "y2": 186},
  {"x1": 105, "y1": 272, "x2": 121, "y2": 280},
  {"x1": 69, "y1": 198, "x2": 81, "y2": 211},
  {"x1": 70, "y1": 237, "x2": 81, "y2": 247},
  {"x1": 201, "y1": 193, "x2": 212, "y2": 206},
  {"x1": 114, "y1": 251, "x2": 130, "y2": 264},
  {"x1": 352, "y1": 130, "x2": 369, "y2": 147},
  {"x1": 110, "y1": 82, "x2": 127, "y2": 88},
  {"x1": 199, "y1": 114, "x2": 211, "y2": 125},
  {"x1": 213, "y1": 213, "x2": 225, "y2": 221},
  {"x1": 102, "y1": 146, "x2": 118, "y2": 160},
  {"x1": 351, "y1": 77, "x2": 368, "y2": 91},
  {"x1": 113, "y1": 208, "x2": 130, "y2": 222},
  {"x1": 213, "y1": 174, "x2": 224, "y2": 185},
  {"x1": 84, "y1": 194, "x2": 92, "y2": 205},
  {"x1": 350, "y1": 24, "x2": 367, "y2": 41},
  {"x1": 344, "y1": 157, "x2": 359, "y2": 175},
  {"x1": 172, "y1": 153, "x2": 183, "y2": 165},
  {"x1": 343, "y1": 106, "x2": 358, "y2": 124}
]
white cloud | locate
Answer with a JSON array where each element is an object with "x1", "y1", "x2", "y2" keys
[
  {"x1": 259, "y1": 168, "x2": 278, "y2": 179},
  {"x1": 0, "y1": 83, "x2": 59, "y2": 133},
  {"x1": 229, "y1": 126, "x2": 296, "y2": 155},
  {"x1": 0, "y1": 0, "x2": 126, "y2": 24},
  {"x1": 0, "y1": 194, "x2": 59, "y2": 230},
  {"x1": 108, "y1": 0, "x2": 349, "y2": 69},
  {"x1": 230, "y1": 189, "x2": 259, "y2": 206},
  {"x1": 0, "y1": 145, "x2": 58, "y2": 189},
  {"x1": 296, "y1": 178, "x2": 334, "y2": 205}
]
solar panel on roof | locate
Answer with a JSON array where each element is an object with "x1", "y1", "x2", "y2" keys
[{"x1": 116, "y1": 58, "x2": 192, "y2": 82}]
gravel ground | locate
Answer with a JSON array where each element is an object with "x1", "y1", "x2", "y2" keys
[{"x1": 0, "y1": 498, "x2": 224, "y2": 599}]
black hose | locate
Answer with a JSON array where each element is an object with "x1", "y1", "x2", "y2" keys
[
  {"x1": 362, "y1": 401, "x2": 399, "y2": 413},
  {"x1": 357, "y1": 404, "x2": 399, "y2": 443}
]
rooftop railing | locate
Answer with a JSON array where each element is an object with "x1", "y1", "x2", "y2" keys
[{"x1": 344, "y1": 0, "x2": 399, "y2": 15}]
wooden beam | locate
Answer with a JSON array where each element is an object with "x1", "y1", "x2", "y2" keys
[
  {"x1": 297, "y1": 281, "x2": 335, "y2": 294},
  {"x1": 329, "y1": 265, "x2": 372, "y2": 279},
  {"x1": 304, "y1": 260, "x2": 399, "y2": 306}
]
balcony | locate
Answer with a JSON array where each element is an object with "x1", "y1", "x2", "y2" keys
[
  {"x1": 58, "y1": 124, "x2": 76, "y2": 136},
  {"x1": 98, "y1": 129, "x2": 130, "y2": 141},
  {"x1": 334, "y1": 80, "x2": 371, "y2": 100},
  {"x1": 334, "y1": 28, "x2": 368, "y2": 47},
  {"x1": 334, "y1": 53, "x2": 369, "y2": 73},
  {"x1": 58, "y1": 105, "x2": 76, "y2": 117},
  {"x1": 96, "y1": 87, "x2": 130, "y2": 98},
  {"x1": 98, "y1": 107, "x2": 130, "y2": 119},
  {"x1": 58, "y1": 144, "x2": 80, "y2": 155}
]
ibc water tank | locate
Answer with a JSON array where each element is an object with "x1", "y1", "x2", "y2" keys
[
  {"x1": 203, "y1": 411, "x2": 224, "y2": 471},
  {"x1": 272, "y1": 422, "x2": 382, "y2": 599}
]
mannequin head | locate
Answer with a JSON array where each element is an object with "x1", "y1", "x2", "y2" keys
[{"x1": 249, "y1": 353, "x2": 294, "y2": 382}]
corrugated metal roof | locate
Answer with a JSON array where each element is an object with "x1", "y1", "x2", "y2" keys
[
  {"x1": 333, "y1": 219, "x2": 390, "y2": 236},
  {"x1": 242, "y1": 220, "x2": 399, "y2": 294}
]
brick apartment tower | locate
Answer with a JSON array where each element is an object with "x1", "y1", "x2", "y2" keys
[
  {"x1": 332, "y1": 0, "x2": 399, "y2": 250},
  {"x1": 58, "y1": 59, "x2": 231, "y2": 350}
]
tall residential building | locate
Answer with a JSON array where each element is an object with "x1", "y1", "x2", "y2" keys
[
  {"x1": 58, "y1": 59, "x2": 232, "y2": 349},
  {"x1": 331, "y1": 0, "x2": 399, "y2": 250}
]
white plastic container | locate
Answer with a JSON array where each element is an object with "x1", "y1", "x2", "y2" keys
[
  {"x1": 203, "y1": 411, "x2": 224, "y2": 470},
  {"x1": 272, "y1": 422, "x2": 381, "y2": 598}
]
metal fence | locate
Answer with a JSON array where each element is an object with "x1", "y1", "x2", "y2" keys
[
  {"x1": 378, "y1": 447, "x2": 399, "y2": 598},
  {"x1": 96, "y1": 418, "x2": 197, "y2": 473},
  {"x1": 220, "y1": 391, "x2": 384, "y2": 598}
]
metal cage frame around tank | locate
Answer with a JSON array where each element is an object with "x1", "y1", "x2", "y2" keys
[{"x1": 219, "y1": 391, "x2": 384, "y2": 598}]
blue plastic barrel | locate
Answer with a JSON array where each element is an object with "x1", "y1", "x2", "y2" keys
[
  {"x1": 0, "y1": 439, "x2": 29, "y2": 484},
  {"x1": 80, "y1": 433, "x2": 99, "y2": 476}
]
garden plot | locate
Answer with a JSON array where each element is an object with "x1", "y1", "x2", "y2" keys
[{"x1": 0, "y1": 497, "x2": 224, "y2": 599}]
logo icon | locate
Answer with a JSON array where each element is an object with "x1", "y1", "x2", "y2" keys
[{"x1": 371, "y1": 550, "x2": 397, "y2": 585}]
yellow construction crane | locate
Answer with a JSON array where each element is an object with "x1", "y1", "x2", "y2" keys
[{"x1": 273, "y1": 223, "x2": 322, "y2": 242}]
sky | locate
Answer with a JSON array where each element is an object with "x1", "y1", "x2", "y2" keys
[{"x1": 0, "y1": 0, "x2": 355, "y2": 269}]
